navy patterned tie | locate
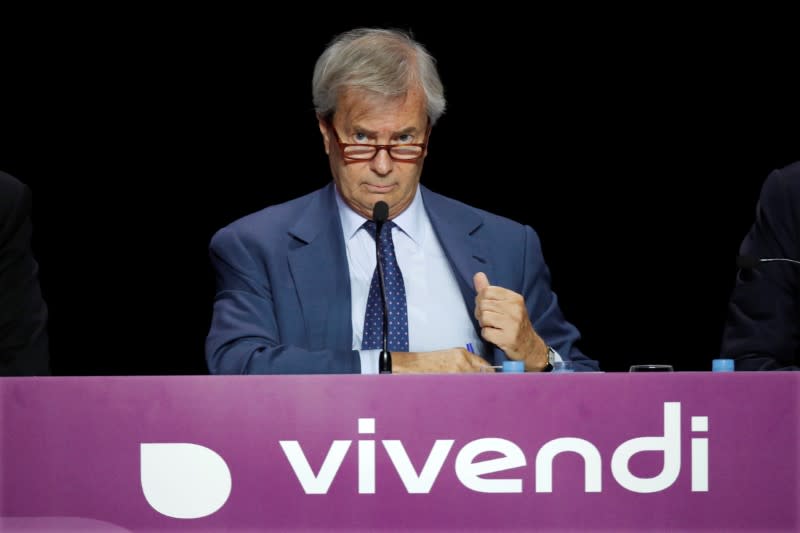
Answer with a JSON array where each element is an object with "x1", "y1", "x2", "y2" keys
[{"x1": 361, "y1": 220, "x2": 409, "y2": 351}]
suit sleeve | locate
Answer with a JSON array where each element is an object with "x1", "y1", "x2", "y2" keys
[
  {"x1": 520, "y1": 225, "x2": 601, "y2": 371},
  {"x1": 205, "y1": 226, "x2": 360, "y2": 375},
  {"x1": 721, "y1": 167, "x2": 800, "y2": 370},
  {"x1": 0, "y1": 180, "x2": 50, "y2": 375}
]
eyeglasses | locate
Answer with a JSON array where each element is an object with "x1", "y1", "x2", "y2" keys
[{"x1": 328, "y1": 121, "x2": 430, "y2": 162}]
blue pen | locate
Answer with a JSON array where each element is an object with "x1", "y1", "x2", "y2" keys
[{"x1": 467, "y1": 343, "x2": 502, "y2": 371}]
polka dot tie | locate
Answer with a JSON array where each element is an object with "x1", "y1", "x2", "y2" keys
[{"x1": 361, "y1": 220, "x2": 409, "y2": 351}]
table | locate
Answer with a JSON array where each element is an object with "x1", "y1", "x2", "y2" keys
[{"x1": 1, "y1": 373, "x2": 797, "y2": 531}]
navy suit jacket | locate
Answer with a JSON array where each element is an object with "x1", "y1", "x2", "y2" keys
[
  {"x1": 721, "y1": 161, "x2": 800, "y2": 370},
  {"x1": 206, "y1": 183, "x2": 599, "y2": 374}
]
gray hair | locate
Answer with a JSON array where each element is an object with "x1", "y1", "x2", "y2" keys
[{"x1": 312, "y1": 28, "x2": 446, "y2": 125}]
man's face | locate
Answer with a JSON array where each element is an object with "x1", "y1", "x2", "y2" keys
[{"x1": 318, "y1": 86, "x2": 429, "y2": 220}]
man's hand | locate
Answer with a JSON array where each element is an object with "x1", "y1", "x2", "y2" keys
[
  {"x1": 473, "y1": 272, "x2": 549, "y2": 371},
  {"x1": 392, "y1": 348, "x2": 494, "y2": 373}
]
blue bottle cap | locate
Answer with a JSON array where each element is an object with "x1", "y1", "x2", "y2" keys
[
  {"x1": 712, "y1": 358, "x2": 735, "y2": 372},
  {"x1": 502, "y1": 360, "x2": 525, "y2": 373}
]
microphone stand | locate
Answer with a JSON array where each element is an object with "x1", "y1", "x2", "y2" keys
[
  {"x1": 376, "y1": 218, "x2": 392, "y2": 374},
  {"x1": 372, "y1": 201, "x2": 392, "y2": 374}
]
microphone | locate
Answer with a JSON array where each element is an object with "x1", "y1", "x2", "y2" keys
[
  {"x1": 372, "y1": 201, "x2": 392, "y2": 374},
  {"x1": 737, "y1": 254, "x2": 800, "y2": 269}
]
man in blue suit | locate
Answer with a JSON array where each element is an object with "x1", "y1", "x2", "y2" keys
[
  {"x1": 721, "y1": 161, "x2": 800, "y2": 370},
  {"x1": 205, "y1": 28, "x2": 600, "y2": 374}
]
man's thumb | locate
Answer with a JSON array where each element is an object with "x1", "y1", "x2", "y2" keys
[{"x1": 473, "y1": 272, "x2": 490, "y2": 292}]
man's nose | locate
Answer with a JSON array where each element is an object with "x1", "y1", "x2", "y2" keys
[{"x1": 370, "y1": 147, "x2": 394, "y2": 175}]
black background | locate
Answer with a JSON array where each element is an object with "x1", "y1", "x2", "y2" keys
[{"x1": 1, "y1": 10, "x2": 797, "y2": 374}]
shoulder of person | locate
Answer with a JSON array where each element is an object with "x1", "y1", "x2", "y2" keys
[
  {"x1": 0, "y1": 171, "x2": 30, "y2": 223},
  {"x1": 761, "y1": 161, "x2": 800, "y2": 209},
  {"x1": 0, "y1": 170, "x2": 27, "y2": 198},
  {"x1": 212, "y1": 185, "x2": 328, "y2": 242},
  {"x1": 421, "y1": 185, "x2": 529, "y2": 233}
]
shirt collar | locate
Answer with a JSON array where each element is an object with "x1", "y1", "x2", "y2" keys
[{"x1": 335, "y1": 185, "x2": 424, "y2": 245}]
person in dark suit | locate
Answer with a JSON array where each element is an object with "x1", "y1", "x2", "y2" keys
[
  {"x1": 0, "y1": 170, "x2": 50, "y2": 375},
  {"x1": 721, "y1": 161, "x2": 800, "y2": 370},
  {"x1": 206, "y1": 28, "x2": 599, "y2": 374}
]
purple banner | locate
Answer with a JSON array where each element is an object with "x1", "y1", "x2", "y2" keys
[{"x1": 1, "y1": 373, "x2": 798, "y2": 531}]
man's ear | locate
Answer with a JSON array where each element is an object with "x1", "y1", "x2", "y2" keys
[{"x1": 317, "y1": 114, "x2": 331, "y2": 155}]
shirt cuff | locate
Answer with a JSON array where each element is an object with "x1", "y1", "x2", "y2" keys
[{"x1": 359, "y1": 349, "x2": 381, "y2": 375}]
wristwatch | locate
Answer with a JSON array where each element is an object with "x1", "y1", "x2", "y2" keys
[{"x1": 541, "y1": 346, "x2": 556, "y2": 373}]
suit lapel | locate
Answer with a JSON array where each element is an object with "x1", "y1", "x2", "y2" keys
[
  {"x1": 422, "y1": 186, "x2": 489, "y2": 331},
  {"x1": 287, "y1": 184, "x2": 352, "y2": 350}
]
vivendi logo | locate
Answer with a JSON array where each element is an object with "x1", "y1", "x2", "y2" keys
[{"x1": 140, "y1": 402, "x2": 708, "y2": 519}]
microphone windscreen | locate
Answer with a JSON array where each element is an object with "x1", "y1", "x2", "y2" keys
[
  {"x1": 372, "y1": 201, "x2": 389, "y2": 223},
  {"x1": 736, "y1": 255, "x2": 760, "y2": 269}
]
